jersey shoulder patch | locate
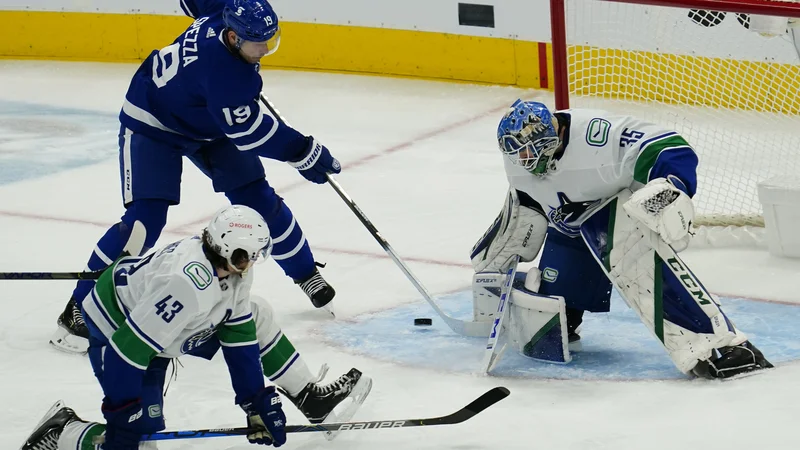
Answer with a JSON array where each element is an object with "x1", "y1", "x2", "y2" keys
[
  {"x1": 585, "y1": 118, "x2": 611, "y2": 147},
  {"x1": 183, "y1": 261, "x2": 214, "y2": 290}
]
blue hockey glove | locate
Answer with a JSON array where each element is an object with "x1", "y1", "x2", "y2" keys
[
  {"x1": 102, "y1": 399, "x2": 151, "y2": 450},
  {"x1": 241, "y1": 386, "x2": 287, "y2": 447},
  {"x1": 288, "y1": 137, "x2": 341, "y2": 184}
]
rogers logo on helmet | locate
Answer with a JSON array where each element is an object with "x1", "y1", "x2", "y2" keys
[{"x1": 229, "y1": 222, "x2": 253, "y2": 229}]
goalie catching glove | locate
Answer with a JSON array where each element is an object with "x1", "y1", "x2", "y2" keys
[{"x1": 623, "y1": 176, "x2": 694, "y2": 249}]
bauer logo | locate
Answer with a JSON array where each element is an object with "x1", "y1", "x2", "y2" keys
[{"x1": 338, "y1": 421, "x2": 405, "y2": 431}]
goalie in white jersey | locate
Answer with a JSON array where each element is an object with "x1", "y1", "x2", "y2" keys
[
  {"x1": 471, "y1": 99, "x2": 772, "y2": 379},
  {"x1": 20, "y1": 205, "x2": 371, "y2": 450}
]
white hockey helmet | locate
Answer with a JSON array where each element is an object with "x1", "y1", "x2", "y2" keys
[{"x1": 205, "y1": 205, "x2": 272, "y2": 271}]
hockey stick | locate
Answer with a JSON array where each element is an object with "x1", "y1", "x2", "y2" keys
[
  {"x1": 258, "y1": 94, "x2": 492, "y2": 338},
  {"x1": 0, "y1": 220, "x2": 146, "y2": 281},
  {"x1": 0, "y1": 271, "x2": 104, "y2": 280},
  {"x1": 481, "y1": 256, "x2": 519, "y2": 374},
  {"x1": 92, "y1": 386, "x2": 509, "y2": 443}
]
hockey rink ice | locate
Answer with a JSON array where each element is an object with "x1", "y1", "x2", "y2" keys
[{"x1": 1, "y1": 60, "x2": 800, "y2": 449}]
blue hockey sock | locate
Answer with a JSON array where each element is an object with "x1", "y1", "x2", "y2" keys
[
  {"x1": 71, "y1": 199, "x2": 169, "y2": 304},
  {"x1": 226, "y1": 180, "x2": 316, "y2": 280}
]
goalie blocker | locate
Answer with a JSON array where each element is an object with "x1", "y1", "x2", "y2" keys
[{"x1": 471, "y1": 187, "x2": 772, "y2": 378}]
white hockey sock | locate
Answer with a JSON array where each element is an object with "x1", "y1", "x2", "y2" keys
[{"x1": 58, "y1": 420, "x2": 103, "y2": 450}]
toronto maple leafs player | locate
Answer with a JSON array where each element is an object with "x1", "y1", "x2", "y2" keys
[
  {"x1": 471, "y1": 99, "x2": 773, "y2": 379},
  {"x1": 21, "y1": 205, "x2": 371, "y2": 450},
  {"x1": 51, "y1": 0, "x2": 342, "y2": 354}
]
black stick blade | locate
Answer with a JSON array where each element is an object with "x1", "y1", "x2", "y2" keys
[{"x1": 424, "y1": 386, "x2": 510, "y2": 425}]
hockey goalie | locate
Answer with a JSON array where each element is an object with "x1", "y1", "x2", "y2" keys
[{"x1": 470, "y1": 99, "x2": 773, "y2": 379}]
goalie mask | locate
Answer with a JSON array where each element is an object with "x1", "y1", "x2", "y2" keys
[{"x1": 497, "y1": 99, "x2": 560, "y2": 175}]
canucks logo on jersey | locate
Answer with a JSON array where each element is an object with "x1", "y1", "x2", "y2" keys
[{"x1": 547, "y1": 192, "x2": 600, "y2": 237}]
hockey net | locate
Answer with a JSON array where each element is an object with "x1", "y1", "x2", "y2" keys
[{"x1": 551, "y1": 0, "x2": 800, "y2": 244}]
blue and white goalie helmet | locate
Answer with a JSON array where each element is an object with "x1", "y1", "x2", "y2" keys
[
  {"x1": 497, "y1": 99, "x2": 561, "y2": 175},
  {"x1": 223, "y1": 0, "x2": 281, "y2": 55},
  {"x1": 206, "y1": 205, "x2": 273, "y2": 271}
]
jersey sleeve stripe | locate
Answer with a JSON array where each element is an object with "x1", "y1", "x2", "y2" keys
[
  {"x1": 110, "y1": 324, "x2": 157, "y2": 370},
  {"x1": 271, "y1": 233, "x2": 307, "y2": 261},
  {"x1": 127, "y1": 317, "x2": 166, "y2": 353},
  {"x1": 633, "y1": 135, "x2": 692, "y2": 184},
  {"x1": 88, "y1": 289, "x2": 120, "y2": 331},
  {"x1": 636, "y1": 131, "x2": 678, "y2": 151},
  {"x1": 225, "y1": 102, "x2": 267, "y2": 139},
  {"x1": 226, "y1": 313, "x2": 253, "y2": 326},
  {"x1": 180, "y1": 0, "x2": 195, "y2": 18},
  {"x1": 220, "y1": 339, "x2": 259, "y2": 348},
  {"x1": 218, "y1": 319, "x2": 258, "y2": 345},
  {"x1": 94, "y1": 270, "x2": 127, "y2": 327},
  {"x1": 233, "y1": 112, "x2": 280, "y2": 151},
  {"x1": 122, "y1": 100, "x2": 182, "y2": 136}
]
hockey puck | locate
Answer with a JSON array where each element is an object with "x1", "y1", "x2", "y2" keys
[{"x1": 414, "y1": 318, "x2": 433, "y2": 326}]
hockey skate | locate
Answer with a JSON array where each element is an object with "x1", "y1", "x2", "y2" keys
[
  {"x1": 20, "y1": 400, "x2": 82, "y2": 450},
  {"x1": 295, "y1": 265, "x2": 336, "y2": 313},
  {"x1": 49, "y1": 297, "x2": 89, "y2": 354},
  {"x1": 691, "y1": 341, "x2": 774, "y2": 380},
  {"x1": 281, "y1": 368, "x2": 372, "y2": 441}
]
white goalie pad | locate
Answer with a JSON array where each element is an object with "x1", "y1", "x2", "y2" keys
[
  {"x1": 581, "y1": 190, "x2": 747, "y2": 373},
  {"x1": 474, "y1": 267, "x2": 570, "y2": 366},
  {"x1": 471, "y1": 187, "x2": 547, "y2": 273},
  {"x1": 508, "y1": 289, "x2": 570, "y2": 364}
]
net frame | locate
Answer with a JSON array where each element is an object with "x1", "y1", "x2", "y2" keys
[{"x1": 550, "y1": 0, "x2": 800, "y2": 227}]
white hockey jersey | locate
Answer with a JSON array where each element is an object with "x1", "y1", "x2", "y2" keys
[
  {"x1": 505, "y1": 109, "x2": 698, "y2": 237},
  {"x1": 83, "y1": 236, "x2": 257, "y2": 369}
]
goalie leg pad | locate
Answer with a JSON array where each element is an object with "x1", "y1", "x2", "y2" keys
[
  {"x1": 471, "y1": 188, "x2": 547, "y2": 273},
  {"x1": 508, "y1": 288, "x2": 571, "y2": 364},
  {"x1": 581, "y1": 190, "x2": 748, "y2": 373}
]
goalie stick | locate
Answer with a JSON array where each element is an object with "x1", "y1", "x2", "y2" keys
[
  {"x1": 481, "y1": 256, "x2": 519, "y2": 374},
  {"x1": 92, "y1": 386, "x2": 510, "y2": 444},
  {"x1": 258, "y1": 94, "x2": 493, "y2": 338}
]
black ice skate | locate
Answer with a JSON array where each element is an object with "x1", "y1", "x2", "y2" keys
[
  {"x1": 281, "y1": 368, "x2": 372, "y2": 440},
  {"x1": 691, "y1": 341, "x2": 774, "y2": 380},
  {"x1": 49, "y1": 297, "x2": 89, "y2": 354},
  {"x1": 295, "y1": 265, "x2": 336, "y2": 310},
  {"x1": 20, "y1": 400, "x2": 83, "y2": 450}
]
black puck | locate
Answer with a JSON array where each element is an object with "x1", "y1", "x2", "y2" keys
[{"x1": 414, "y1": 318, "x2": 433, "y2": 326}]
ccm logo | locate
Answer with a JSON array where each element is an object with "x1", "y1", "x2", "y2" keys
[
  {"x1": 338, "y1": 421, "x2": 404, "y2": 430},
  {"x1": 229, "y1": 222, "x2": 252, "y2": 229}
]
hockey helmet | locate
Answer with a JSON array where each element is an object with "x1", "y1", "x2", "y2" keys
[
  {"x1": 223, "y1": 0, "x2": 282, "y2": 55},
  {"x1": 205, "y1": 205, "x2": 273, "y2": 271},
  {"x1": 497, "y1": 99, "x2": 561, "y2": 175}
]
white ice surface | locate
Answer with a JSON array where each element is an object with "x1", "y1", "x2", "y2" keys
[{"x1": 1, "y1": 61, "x2": 800, "y2": 450}]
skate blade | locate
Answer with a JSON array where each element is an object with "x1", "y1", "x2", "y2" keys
[
  {"x1": 322, "y1": 303, "x2": 335, "y2": 318},
  {"x1": 49, "y1": 326, "x2": 88, "y2": 355},
  {"x1": 20, "y1": 400, "x2": 66, "y2": 450},
  {"x1": 322, "y1": 375, "x2": 373, "y2": 441},
  {"x1": 719, "y1": 366, "x2": 775, "y2": 382}
]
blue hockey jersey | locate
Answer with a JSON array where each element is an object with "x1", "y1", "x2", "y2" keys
[{"x1": 120, "y1": 0, "x2": 306, "y2": 161}]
